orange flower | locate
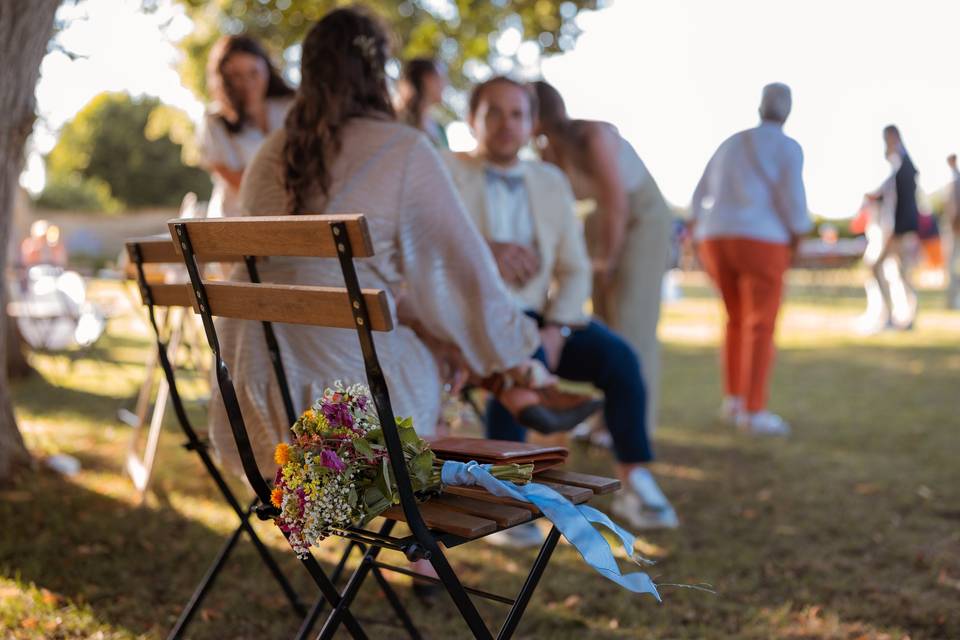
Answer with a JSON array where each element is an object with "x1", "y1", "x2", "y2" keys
[
  {"x1": 270, "y1": 487, "x2": 284, "y2": 508},
  {"x1": 274, "y1": 443, "x2": 291, "y2": 466}
]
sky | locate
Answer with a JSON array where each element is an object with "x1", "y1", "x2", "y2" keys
[{"x1": 24, "y1": 0, "x2": 960, "y2": 218}]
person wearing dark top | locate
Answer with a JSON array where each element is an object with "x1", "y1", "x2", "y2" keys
[{"x1": 866, "y1": 125, "x2": 919, "y2": 329}]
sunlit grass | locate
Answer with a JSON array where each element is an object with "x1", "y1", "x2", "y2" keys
[{"x1": 4, "y1": 275, "x2": 958, "y2": 639}]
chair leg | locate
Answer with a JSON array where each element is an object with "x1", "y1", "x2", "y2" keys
[
  {"x1": 315, "y1": 522, "x2": 398, "y2": 640},
  {"x1": 294, "y1": 541, "x2": 361, "y2": 640},
  {"x1": 496, "y1": 526, "x2": 561, "y2": 640},
  {"x1": 238, "y1": 510, "x2": 307, "y2": 617},
  {"x1": 296, "y1": 548, "x2": 369, "y2": 640},
  {"x1": 426, "y1": 542, "x2": 493, "y2": 640},
  {"x1": 370, "y1": 563, "x2": 421, "y2": 640},
  {"x1": 166, "y1": 520, "x2": 245, "y2": 640}
]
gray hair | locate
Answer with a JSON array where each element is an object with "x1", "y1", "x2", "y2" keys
[{"x1": 759, "y1": 82, "x2": 792, "y2": 123}]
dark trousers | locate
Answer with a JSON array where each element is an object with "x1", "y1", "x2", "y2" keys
[{"x1": 485, "y1": 316, "x2": 653, "y2": 463}]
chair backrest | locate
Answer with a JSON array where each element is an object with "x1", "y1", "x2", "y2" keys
[
  {"x1": 125, "y1": 236, "x2": 197, "y2": 309},
  {"x1": 167, "y1": 215, "x2": 427, "y2": 533}
]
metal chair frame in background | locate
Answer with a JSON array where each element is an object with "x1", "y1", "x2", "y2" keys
[{"x1": 127, "y1": 236, "x2": 326, "y2": 639}]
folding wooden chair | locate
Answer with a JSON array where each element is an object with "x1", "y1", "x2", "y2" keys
[
  {"x1": 168, "y1": 214, "x2": 621, "y2": 639},
  {"x1": 126, "y1": 236, "x2": 327, "y2": 639}
]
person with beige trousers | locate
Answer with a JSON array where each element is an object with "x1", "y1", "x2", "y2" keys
[{"x1": 531, "y1": 80, "x2": 672, "y2": 434}]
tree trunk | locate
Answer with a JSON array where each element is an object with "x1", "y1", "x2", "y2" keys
[
  {"x1": 5, "y1": 307, "x2": 33, "y2": 379},
  {"x1": 0, "y1": 0, "x2": 62, "y2": 484}
]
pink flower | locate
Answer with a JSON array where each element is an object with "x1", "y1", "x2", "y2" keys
[
  {"x1": 321, "y1": 449, "x2": 347, "y2": 473},
  {"x1": 322, "y1": 401, "x2": 354, "y2": 429}
]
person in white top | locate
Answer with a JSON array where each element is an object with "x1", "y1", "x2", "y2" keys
[
  {"x1": 197, "y1": 35, "x2": 294, "y2": 218},
  {"x1": 444, "y1": 77, "x2": 679, "y2": 535},
  {"x1": 690, "y1": 83, "x2": 812, "y2": 436}
]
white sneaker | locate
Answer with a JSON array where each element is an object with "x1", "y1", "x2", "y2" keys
[
  {"x1": 610, "y1": 468, "x2": 679, "y2": 531},
  {"x1": 737, "y1": 410, "x2": 791, "y2": 436},
  {"x1": 719, "y1": 396, "x2": 744, "y2": 424},
  {"x1": 571, "y1": 421, "x2": 593, "y2": 442},
  {"x1": 484, "y1": 522, "x2": 544, "y2": 548}
]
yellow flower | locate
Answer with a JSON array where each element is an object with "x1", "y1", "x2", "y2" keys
[
  {"x1": 274, "y1": 443, "x2": 291, "y2": 466},
  {"x1": 270, "y1": 487, "x2": 284, "y2": 508}
]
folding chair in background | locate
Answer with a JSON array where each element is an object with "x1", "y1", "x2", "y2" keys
[
  {"x1": 126, "y1": 236, "x2": 317, "y2": 639},
  {"x1": 169, "y1": 214, "x2": 622, "y2": 640}
]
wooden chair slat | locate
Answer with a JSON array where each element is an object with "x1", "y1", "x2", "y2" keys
[
  {"x1": 444, "y1": 480, "x2": 593, "y2": 514},
  {"x1": 148, "y1": 283, "x2": 195, "y2": 308},
  {"x1": 126, "y1": 236, "x2": 181, "y2": 264},
  {"x1": 381, "y1": 502, "x2": 498, "y2": 539},
  {"x1": 444, "y1": 486, "x2": 539, "y2": 513},
  {"x1": 539, "y1": 481, "x2": 593, "y2": 503},
  {"x1": 202, "y1": 281, "x2": 393, "y2": 331},
  {"x1": 127, "y1": 236, "x2": 243, "y2": 265},
  {"x1": 167, "y1": 214, "x2": 374, "y2": 260},
  {"x1": 431, "y1": 494, "x2": 532, "y2": 528},
  {"x1": 537, "y1": 470, "x2": 621, "y2": 495}
]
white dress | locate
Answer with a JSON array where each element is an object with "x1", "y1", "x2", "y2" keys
[
  {"x1": 208, "y1": 118, "x2": 540, "y2": 479},
  {"x1": 197, "y1": 97, "x2": 292, "y2": 218}
]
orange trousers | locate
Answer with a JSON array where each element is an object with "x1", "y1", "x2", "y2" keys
[{"x1": 698, "y1": 237, "x2": 792, "y2": 412}]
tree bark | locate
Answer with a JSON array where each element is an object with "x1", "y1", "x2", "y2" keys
[
  {"x1": 5, "y1": 306, "x2": 33, "y2": 379},
  {"x1": 0, "y1": 0, "x2": 62, "y2": 484}
]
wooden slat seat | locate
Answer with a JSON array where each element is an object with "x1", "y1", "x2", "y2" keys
[
  {"x1": 382, "y1": 502, "x2": 498, "y2": 539},
  {"x1": 537, "y1": 470, "x2": 621, "y2": 495},
  {"x1": 431, "y1": 494, "x2": 533, "y2": 529},
  {"x1": 378, "y1": 468, "x2": 618, "y2": 540},
  {"x1": 443, "y1": 480, "x2": 594, "y2": 516}
]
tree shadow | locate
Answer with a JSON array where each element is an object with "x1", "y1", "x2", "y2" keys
[{"x1": 0, "y1": 469, "x2": 323, "y2": 639}]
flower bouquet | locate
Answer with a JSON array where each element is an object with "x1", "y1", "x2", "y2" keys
[
  {"x1": 271, "y1": 382, "x2": 532, "y2": 557},
  {"x1": 271, "y1": 381, "x2": 661, "y2": 599}
]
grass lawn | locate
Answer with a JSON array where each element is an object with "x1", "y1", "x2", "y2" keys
[{"x1": 3, "y1": 273, "x2": 958, "y2": 639}]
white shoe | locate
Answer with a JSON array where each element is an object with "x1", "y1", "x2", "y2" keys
[
  {"x1": 610, "y1": 468, "x2": 679, "y2": 531},
  {"x1": 570, "y1": 421, "x2": 593, "y2": 442},
  {"x1": 719, "y1": 396, "x2": 744, "y2": 424},
  {"x1": 737, "y1": 411, "x2": 791, "y2": 436},
  {"x1": 484, "y1": 522, "x2": 544, "y2": 548}
]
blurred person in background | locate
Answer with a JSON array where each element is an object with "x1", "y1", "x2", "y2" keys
[
  {"x1": 531, "y1": 80, "x2": 672, "y2": 435},
  {"x1": 20, "y1": 220, "x2": 67, "y2": 269},
  {"x1": 197, "y1": 35, "x2": 294, "y2": 218},
  {"x1": 865, "y1": 125, "x2": 919, "y2": 329},
  {"x1": 690, "y1": 82, "x2": 812, "y2": 436},
  {"x1": 446, "y1": 77, "x2": 679, "y2": 537},
  {"x1": 944, "y1": 154, "x2": 960, "y2": 309},
  {"x1": 395, "y1": 57, "x2": 449, "y2": 148},
  {"x1": 854, "y1": 180, "x2": 895, "y2": 333}
]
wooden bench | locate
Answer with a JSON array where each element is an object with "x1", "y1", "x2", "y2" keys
[{"x1": 167, "y1": 214, "x2": 622, "y2": 640}]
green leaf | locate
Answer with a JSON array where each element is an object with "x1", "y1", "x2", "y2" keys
[
  {"x1": 410, "y1": 450, "x2": 435, "y2": 487},
  {"x1": 352, "y1": 437, "x2": 374, "y2": 461}
]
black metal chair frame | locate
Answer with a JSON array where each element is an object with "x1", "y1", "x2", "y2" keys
[
  {"x1": 171, "y1": 215, "x2": 563, "y2": 640},
  {"x1": 127, "y1": 241, "x2": 373, "y2": 639}
]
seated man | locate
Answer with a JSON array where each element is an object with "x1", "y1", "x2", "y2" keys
[{"x1": 443, "y1": 76, "x2": 678, "y2": 535}]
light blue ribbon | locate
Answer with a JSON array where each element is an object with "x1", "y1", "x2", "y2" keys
[{"x1": 440, "y1": 460, "x2": 661, "y2": 601}]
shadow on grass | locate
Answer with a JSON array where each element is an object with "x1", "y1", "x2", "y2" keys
[{"x1": 0, "y1": 470, "x2": 320, "y2": 640}]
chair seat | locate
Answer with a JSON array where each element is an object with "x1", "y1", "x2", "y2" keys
[{"x1": 380, "y1": 469, "x2": 620, "y2": 540}]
